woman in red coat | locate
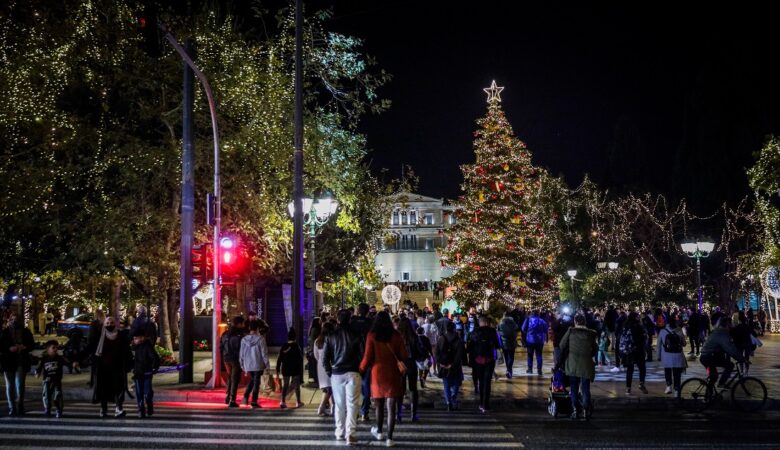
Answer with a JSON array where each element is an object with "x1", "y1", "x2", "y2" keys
[{"x1": 360, "y1": 311, "x2": 408, "y2": 447}]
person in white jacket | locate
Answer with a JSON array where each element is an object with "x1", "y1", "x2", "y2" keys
[
  {"x1": 656, "y1": 315, "x2": 688, "y2": 397},
  {"x1": 314, "y1": 321, "x2": 335, "y2": 416},
  {"x1": 240, "y1": 321, "x2": 270, "y2": 408}
]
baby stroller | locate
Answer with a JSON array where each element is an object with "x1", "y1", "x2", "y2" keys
[{"x1": 547, "y1": 368, "x2": 574, "y2": 418}]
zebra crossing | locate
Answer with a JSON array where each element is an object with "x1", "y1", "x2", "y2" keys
[{"x1": 0, "y1": 401, "x2": 525, "y2": 448}]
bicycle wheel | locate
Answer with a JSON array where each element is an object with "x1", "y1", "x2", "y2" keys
[
  {"x1": 678, "y1": 377, "x2": 709, "y2": 412},
  {"x1": 731, "y1": 377, "x2": 767, "y2": 412}
]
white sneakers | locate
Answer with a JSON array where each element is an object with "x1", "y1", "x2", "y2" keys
[
  {"x1": 386, "y1": 438, "x2": 395, "y2": 447},
  {"x1": 664, "y1": 385, "x2": 672, "y2": 394},
  {"x1": 371, "y1": 426, "x2": 385, "y2": 441},
  {"x1": 610, "y1": 366, "x2": 621, "y2": 373}
]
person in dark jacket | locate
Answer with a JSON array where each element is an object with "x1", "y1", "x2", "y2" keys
[
  {"x1": 521, "y1": 310, "x2": 548, "y2": 375},
  {"x1": 621, "y1": 312, "x2": 648, "y2": 395},
  {"x1": 277, "y1": 327, "x2": 304, "y2": 409},
  {"x1": 350, "y1": 303, "x2": 373, "y2": 422},
  {"x1": 497, "y1": 312, "x2": 519, "y2": 379},
  {"x1": 552, "y1": 313, "x2": 573, "y2": 368},
  {"x1": 731, "y1": 313, "x2": 756, "y2": 365},
  {"x1": 467, "y1": 316, "x2": 500, "y2": 413},
  {"x1": 701, "y1": 317, "x2": 745, "y2": 386},
  {"x1": 92, "y1": 315, "x2": 133, "y2": 417},
  {"x1": 86, "y1": 309, "x2": 106, "y2": 388},
  {"x1": 307, "y1": 317, "x2": 322, "y2": 384},
  {"x1": 396, "y1": 316, "x2": 421, "y2": 422},
  {"x1": 36, "y1": 340, "x2": 65, "y2": 418},
  {"x1": 1, "y1": 312, "x2": 35, "y2": 416},
  {"x1": 131, "y1": 329, "x2": 160, "y2": 418},
  {"x1": 324, "y1": 309, "x2": 364, "y2": 445},
  {"x1": 611, "y1": 311, "x2": 627, "y2": 372},
  {"x1": 560, "y1": 314, "x2": 597, "y2": 420},
  {"x1": 129, "y1": 306, "x2": 157, "y2": 345},
  {"x1": 222, "y1": 316, "x2": 245, "y2": 407},
  {"x1": 436, "y1": 320, "x2": 465, "y2": 411}
]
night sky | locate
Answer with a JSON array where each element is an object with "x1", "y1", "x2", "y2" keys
[{"x1": 313, "y1": 1, "x2": 780, "y2": 213}]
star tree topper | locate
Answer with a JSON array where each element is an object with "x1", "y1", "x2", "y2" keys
[{"x1": 483, "y1": 80, "x2": 504, "y2": 103}]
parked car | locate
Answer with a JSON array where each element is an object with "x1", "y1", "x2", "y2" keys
[{"x1": 56, "y1": 313, "x2": 93, "y2": 337}]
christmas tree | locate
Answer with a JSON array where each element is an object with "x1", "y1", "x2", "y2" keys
[{"x1": 443, "y1": 81, "x2": 560, "y2": 308}]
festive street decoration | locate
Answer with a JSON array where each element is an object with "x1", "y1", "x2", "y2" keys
[
  {"x1": 442, "y1": 82, "x2": 561, "y2": 307},
  {"x1": 381, "y1": 284, "x2": 402, "y2": 305}
]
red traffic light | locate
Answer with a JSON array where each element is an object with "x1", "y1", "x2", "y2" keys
[{"x1": 222, "y1": 250, "x2": 233, "y2": 265}]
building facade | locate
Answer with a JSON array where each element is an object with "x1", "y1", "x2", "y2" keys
[{"x1": 375, "y1": 192, "x2": 456, "y2": 283}]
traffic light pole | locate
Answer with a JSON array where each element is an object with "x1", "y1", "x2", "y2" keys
[
  {"x1": 178, "y1": 39, "x2": 195, "y2": 384},
  {"x1": 157, "y1": 23, "x2": 223, "y2": 388},
  {"x1": 291, "y1": 0, "x2": 305, "y2": 346}
]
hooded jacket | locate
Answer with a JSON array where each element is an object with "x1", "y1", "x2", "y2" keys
[{"x1": 239, "y1": 333, "x2": 269, "y2": 372}]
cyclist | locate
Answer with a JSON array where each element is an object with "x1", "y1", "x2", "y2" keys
[{"x1": 699, "y1": 317, "x2": 745, "y2": 387}]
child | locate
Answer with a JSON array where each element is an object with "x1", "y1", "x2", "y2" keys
[
  {"x1": 240, "y1": 320, "x2": 270, "y2": 408},
  {"x1": 276, "y1": 327, "x2": 303, "y2": 409},
  {"x1": 597, "y1": 329, "x2": 611, "y2": 368},
  {"x1": 36, "y1": 340, "x2": 65, "y2": 418},
  {"x1": 131, "y1": 329, "x2": 160, "y2": 418}
]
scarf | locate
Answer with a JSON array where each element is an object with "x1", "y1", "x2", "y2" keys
[{"x1": 95, "y1": 326, "x2": 118, "y2": 357}]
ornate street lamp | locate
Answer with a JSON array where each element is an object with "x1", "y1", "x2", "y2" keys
[
  {"x1": 681, "y1": 241, "x2": 715, "y2": 312},
  {"x1": 567, "y1": 269, "x2": 578, "y2": 303}
]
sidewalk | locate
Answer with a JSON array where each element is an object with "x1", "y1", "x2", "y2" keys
[{"x1": 14, "y1": 334, "x2": 779, "y2": 411}]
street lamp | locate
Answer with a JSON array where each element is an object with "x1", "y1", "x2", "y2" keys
[
  {"x1": 567, "y1": 270, "x2": 577, "y2": 303},
  {"x1": 681, "y1": 241, "x2": 715, "y2": 312},
  {"x1": 288, "y1": 193, "x2": 339, "y2": 308}
]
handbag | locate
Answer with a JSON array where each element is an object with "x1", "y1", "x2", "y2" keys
[{"x1": 383, "y1": 341, "x2": 407, "y2": 376}]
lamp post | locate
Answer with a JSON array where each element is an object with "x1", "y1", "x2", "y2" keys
[
  {"x1": 288, "y1": 193, "x2": 339, "y2": 311},
  {"x1": 567, "y1": 269, "x2": 577, "y2": 304},
  {"x1": 681, "y1": 241, "x2": 715, "y2": 312}
]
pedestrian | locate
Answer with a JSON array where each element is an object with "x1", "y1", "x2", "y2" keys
[
  {"x1": 730, "y1": 313, "x2": 756, "y2": 365},
  {"x1": 559, "y1": 314, "x2": 597, "y2": 420},
  {"x1": 37, "y1": 310, "x2": 47, "y2": 336},
  {"x1": 596, "y1": 328, "x2": 611, "y2": 368},
  {"x1": 307, "y1": 317, "x2": 322, "y2": 385},
  {"x1": 45, "y1": 310, "x2": 55, "y2": 335},
  {"x1": 350, "y1": 303, "x2": 373, "y2": 422},
  {"x1": 130, "y1": 305, "x2": 158, "y2": 345},
  {"x1": 757, "y1": 306, "x2": 767, "y2": 336},
  {"x1": 36, "y1": 339, "x2": 65, "y2": 418},
  {"x1": 620, "y1": 312, "x2": 648, "y2": 395},
  {"x1": 131, "y1": 328, "x2": 160, "y2": 418},
  {"x1": 360, "y1": 310, "x2": 408, "y2": 447},
  {"x1": 396, "y1": 316, "x2": 421, "y2": 422},
  {"x1": 240, "y1": 320, "x2": 269, "y2": 408},
  {"x1": 468, "y1": 315, "x2": 500, "y2": 413},
  {"x1": 611, "y1": 310, "x2": 627, "y2": 372},
  {"x1": 687, "y1": 308, "x2": 703, "y2": 357},
  {"x1": 314, "y1": 321, "x2": 335, "y2": 416},
  {"x1": 436, "y1": 320, "x2": 465, "y2": 411},
  {"x1": 221, "y1": 316, "x2": 245, "y2": 407},
  {"x1": 521, "y1": 310, "x2": 548, "y2": 375},
  {"x1": 92, "y1": 315, "x2": 133, "y2": 417},
  {"x1": 656, "y1": 315, "x2": 687, "y2": 396},
  {"x1": 1, "y1": 312, "x2": 35, "y2": 416},
  {"x1": 498, "y1": 311, "x2": 519, "y2": 378},
  {"x1": 277, "y1": 327, "x2": 304, "y2": 409},
  {"x1": 415, "y1": 326, "x2": 433, "y2": 388},
  {"x1": 324, "y1": 309, "x2": 364, "y2": 445},
  {"x1": 86, "y1": 309, "x2": 106, "y2": 388}
]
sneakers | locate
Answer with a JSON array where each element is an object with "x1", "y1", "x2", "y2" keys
[
  {"x1": 570, "y1": 411, "x2": 578, "y2": 420},
  {"x1": 243, "y1": 397, "x2": 249, "y2": 406},
  {"x1": 347, "y1": 435, "x2": 358, "y2": 446},
  {"x1": 147, "y1": 403, "x2": 154, "y2": 417},
  {"x1": 674, "y1": 390, "x2": 680, "y2": 398},
  {"x1": 506, "y1": 372, "x2": 513, "y2": 379},
  {"x1": 625, "y1": 388, "x2": 632, "y2": 395},
  {"x1": 138, "y1": 410, "x2": 146, "y2": 419},
  {"x1": 610, "y1": 366, "x2": 621, "y2": 373},
  {"x1": 114, "y1": 408, "x2": 126, "y2": 418},
  {"x1": 43, "y1": 408, "x2": 50, "y2": 417},
  {"x1": 250, "y1": 402, "x2": 260, "y2": 409},
  {"x1": 228, "y1": 402, "x2": 240, "y2": 408},
  {"x1": 479, "y1": 406, "x2": 486, "y2": 414},
  {"x1": 54, "y1": 410, "x2": 62, "y2": 419},
  {"x1": 371, "y1": 426, "x2": 385, "y2": 441},
  {"x1": 664, "y1": 385, "x2": 672, "y2": 395},
  {"x1": 99, "y1": 410, "x2": 107, "y2": 418},
  {"x1": 526, "y1": 368, "x2": 533, "y2": 374},
  {"x1": 296, "y1": 402, "x2": 305, "y2": 408},
  {"x1": 360, "y1": 414, "x2": 370, "y2": 422},
  {"x1": 639, "y1": 384, "x2": 648, "y2": 394},
  {"x1": 279, "y1": 402, "x2": 287, "y2": 409},
  {"x1": 446, "y1": 403, "x2": 453, "y2": 412},
  {"x1": 386, "y1": 438, "x2": 395, "y2": 447}
]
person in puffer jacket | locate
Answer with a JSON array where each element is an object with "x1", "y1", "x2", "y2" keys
[{"x1": 239, "y1": 321, "x2": 270, "y2": 408}]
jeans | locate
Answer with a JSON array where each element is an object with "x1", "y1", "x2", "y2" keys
[
  {"x1": 597, "y1": 350, "x2": 611, "y2": 365},
  {"x1": 689, "y1": 332, "x2": 702, "y2": 354},
  {"x1": 243, "y1": 370, "x2": 263, "y2": 403},
  {"x1": 442, "y1": 377, "x2": 461, "y2": 406},
  {"x1": 3, "y1": 367, "x2": 26, "y2": 413},
  {"x1": 664, "y1": 367, "x2": 683, "y2": 391},
  {"x1": 282, "y1": 375, "x2": 301, "y2": 404},
  {"x1": 360, "y1": 367, "x2": 371, "y2": 416},
  {"x1": 225, "y1": 361, "x2": 241, "y2": 402},
  {"x1": 527, "y1": 343, "x2": 543, "y2": 372},
  {"x1": 42, "y1": 379, "x2": 63, "y2": 413},
  {"x1": 502, "y1": 347, "x2": 516, "y2": 375},
  {"x1": 331, "y1": 372, "x2": 362, "y2": 439},
  {"x1": 625, "y1": 357, "x2": 646, "y2": 388},
  {"x1": 569, "y1": 376, "x2": 590, "y2": 412},
  {"x1": 134, "y1": 375, "x2": 154, "y2": 413},
  {"x1": 700, "y1": 353, "x2": 734, "y2": 386},
  {"x1": 472, "y1": 360, "x2": 495, "y2": 409}
]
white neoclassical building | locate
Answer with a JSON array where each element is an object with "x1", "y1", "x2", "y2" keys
[{"x1": 375, "y1": 192, "x2": 456, "y2": 283}]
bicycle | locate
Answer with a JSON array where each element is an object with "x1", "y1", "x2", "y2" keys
[{"x1": 678, "y1": 362, "x2": 767, "y2": 412}]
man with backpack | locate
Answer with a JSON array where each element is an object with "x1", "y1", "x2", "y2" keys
[
  {"x1": 521, "y1": 310, "x2": 548, "y2": 375},
  {"x1": 656, "y1": 315, "x2": 687, "y2": 396},
  {"x1": 468, "y1": 316, "x2": 500, "y2": 413},
  {"x1": 620, "y1": 312, "x2": 648, "y2": 395},
  {"x1": 436, "y1": 321, "x2": 465, "y2": 412},
  {"x1": 221, "y1": 316, "x2": 245, "y2": 407}
]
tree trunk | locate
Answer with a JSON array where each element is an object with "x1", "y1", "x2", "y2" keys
[
  {"x1": 158, "y1": 289, "x2": 173, "y2": 352},
  {"x1": 111, "y1": 277, "x2": 122, "y2": 321}
]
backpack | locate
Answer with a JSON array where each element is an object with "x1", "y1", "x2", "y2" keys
[
  {"x1": 438, "y1": 335, "x2": 454, "y2": 366},
  {"x1": 618, "y1": 327, "x2": 637, "y2": 356},
  {"x1": 662, "y1": 330, "x2": 683, "y2": 354},
  {"x1": 471, "y1": 329, "x2": 495, "y2": 359},
  {"x1": 414, "y1": 336, "x2": 429, "y2": 362}
]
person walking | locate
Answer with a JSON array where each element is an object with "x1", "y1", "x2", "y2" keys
[
  {"x1": 86, "y1": 309, "x2": 106, "y2": 388},
  {"x1": 221, "y1": 316, "x2": 245, "y2": 407},
  {"x1": 497, "y1": 312, "x2": 519, "y2": 379},
  {"x1": 324, "y1": 309, "x2": 364, "y2": 445},
  {"x1": 307, "y1": 317, "x2": 322, "y2": 385},
  {"x1": 757, "y1": 306, "x2": 767, "y2": 336},
  {"x1": 131, "y1": 329, "x2": 160, "y2": 418},
  {"x1": 314, "y1": 321, "x2": 335, "y2": 416},
  {"x1": 656, "y1": 315, "x2": 687, "y2": 397},
  {"x1": 415, "y1": 326, "x2": 433, "y2": 388},
  {"x1": 1, "y1": 312, "x2": 35, "y2": 416},
  {"x1": 620, "y1": 312, "x2": 648, "y2": 395},
  {"x1": 350, "y1": 303, "x2": 372, "y2": 422},
  {"x1": 436, "y1": 320, "x2": 465, "y2": 411},
  {"x1": 277, "y1": 328, "x2": 304, "y2": 409},
  {"x1": 396, "y1": 316, "x2": 421, "y2": 422},
  {"x1": 559, "y1": 314, "x2": 597, "y2": 420},
  {"x1": 468, "y1": 315, "x2": 500, "y2": 413},
  {"x1": 239, "y1": 320, "x2": 269, "y2": 408},
  {"x1": 596, "y1": 329, "x2": 611, "y2": 368},
  {"x1": 521, "y1": 310, "x2": 548, "y2": 375},
  {"x1": 92, "y1": 315, "x2": 133, "y2": 418},
  {"x1": 36, "y1": 339, "x2": 66, "y2": 418},
  {"x1": 360, "y1": 311, "x2": 408, "y2": 447}
]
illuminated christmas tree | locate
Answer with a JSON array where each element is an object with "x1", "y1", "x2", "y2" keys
[{"x1": 443, "y1": 81, "x2": 560, "y2": 307}]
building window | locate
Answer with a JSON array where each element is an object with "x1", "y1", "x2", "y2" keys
[
  {"x1": 449, "y1": 214, "x2": 457, "y2": 225},
  {"x1": 411, "y1": 235, "x2": 417, "y2": 249},
  {"x1": 392, "y1": 210, "x2": 399, "y2": 225},
  {"x1": 425, "y1": 238, "x2": 433, "y2": 250},
  {"x1": 409, "y1": 210, "x2": 417, "y2": 224},
  {"x1": 425, "y1": 213, "x2": 434, "y2": 225},
  {"x1": 402, "y1": 271, "x2": 411, "y2": 281},
  {"x1": 401, "y1": 211, "x2": 408, "y2": 225}
]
